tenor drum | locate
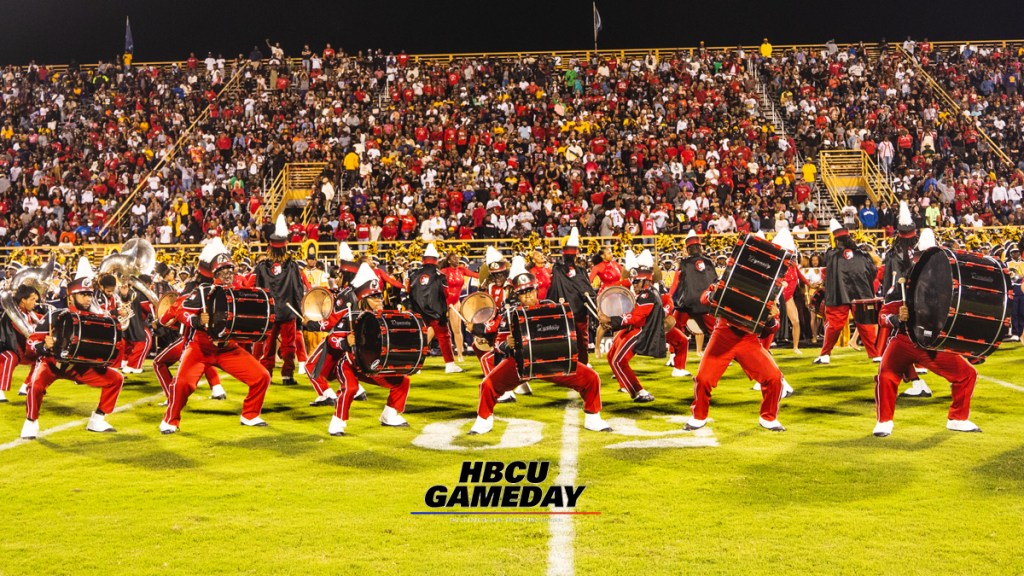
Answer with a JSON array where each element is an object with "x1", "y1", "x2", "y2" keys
[
  {"x1": 355, "y1": 310, "x2": 428, "y2": 375},
  {"x1": 907, "y1": 247, "x2": 1011, "y2": 359},
  {"x1": 510, "y1": 302, "x2": 578, "y2": 380},
  {"x1": 460, "y1": 291, "x2": 496, "y2": 324},
  {"x1": 851, "y1": 298, "x2": 883, "y2": 325},
  {"x1": 53, "y1": 312, "x2": 120, "y2": 367},
  {"x1": 597, "y1": 285, "x2": 635, "y2": 317},
  {"x1": 156, "y1": 291, "x2": 179, "y2": 326},
  {"x1": 714, "y1": 234, "x2": 791, "y2": 334},
  {"x1": 207, "y1": 287, "x2": 275, "y2": 343}
]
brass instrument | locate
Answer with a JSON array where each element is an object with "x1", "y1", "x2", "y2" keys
[
  {"x1": 100, "y1": 239, "x2": 161, "y2": 306},
  {"x1": 1, "y1": 254, "x2": 54, "y2": 338}
]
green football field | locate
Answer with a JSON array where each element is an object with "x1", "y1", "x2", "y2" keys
[{"x1": 2, "y1": 342, "x2": 1023, "y2": 576}]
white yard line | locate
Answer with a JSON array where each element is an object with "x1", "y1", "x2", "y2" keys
[
  {"x1": 0, "y1": 393, "x2": 164, "y2": 452},
  {"x1": 547, "y1": 395, "x2": 579, "y2": 576},
  {"x1": 978, "y1": 375, "x2": 1024, "y2": 393}
]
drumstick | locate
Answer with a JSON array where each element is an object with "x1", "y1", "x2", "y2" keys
[
  {"x1": 286, "y1": 302, "x2": 303, "y2": 319},
  {"x1": 898, "y1": 277, "x2": 907, "y2": 302},
  {"x1": 584, "y1": 292, "x2": 599, "y2": 313},
  {"x1": 199, "y1": 285, "x2": 207, "y2": 313},
  {"x1": 584, "y1": 302, "x2": 600, "y2": 319},
  {"x1": 450, "y1": 303, "x2": 469, "y2": 324}
]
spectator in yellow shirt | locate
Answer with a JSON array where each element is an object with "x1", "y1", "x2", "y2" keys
[
  {"x1": 760, "y1": 38, "x2": 773, "y2": 59},
  {"x1": 801, "y1": 161, "x2": 817, "y2": 183}
]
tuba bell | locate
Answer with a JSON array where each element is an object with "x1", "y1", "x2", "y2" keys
[
  {"x1": 101, "y1": 240, "x2": 161, "y2": 305},
  {"x1": 2, "y1": 253, "x2": 55, "y2": 338}
]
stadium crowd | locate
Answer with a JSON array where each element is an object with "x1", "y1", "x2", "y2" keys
[{"x1": 2, "y1": 38, "x2": 1023, "y2": 250}]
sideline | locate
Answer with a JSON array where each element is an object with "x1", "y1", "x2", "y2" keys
[
  {"x1": 978, "y1": 375, "x2": 1024, "y2": 393},
  {"x1": 0, "y1": 394, "x2": 164, "y2": 452}
]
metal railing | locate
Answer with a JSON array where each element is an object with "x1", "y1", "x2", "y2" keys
[
  {"x1": 819, "y1": 150, "x2": 898, "y2": 210},
  {"x1": 99, "y1": 64, "x2": 247, "y2": 235},
  {"x1": 256, "y1": 163, "x2": 329, "y2": 224}
]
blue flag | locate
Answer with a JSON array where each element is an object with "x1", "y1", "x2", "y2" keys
[{"x1": 125, "y1": 16, "x2": 134, "y2": 54}]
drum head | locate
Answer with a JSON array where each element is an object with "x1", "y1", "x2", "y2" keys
[
  {"x1": 156, "y1": 291, "x2": 178, "y2": 322},
  {"x1": 354, "y1": 312, "x2": 384, "y2": 373},
  {"x1": 461, "y1": 292, "x2": 495, "y2": 324},
  {"x1": 598, "y1": 286, "x2": 634, "y2": 317},
  {"x1": 908, "y1": 248, "x2": 953, "y2": 349},
  {"x1": 302, "y1": 287, "x2": 334, "y2": 322}
]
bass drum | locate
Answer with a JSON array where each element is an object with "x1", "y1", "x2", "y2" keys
[
  {"x1": 714, "y1": 234, "x2": 791, "y2": 334},
  {"x1": 510, "y1": 302, "x2": 578, "y2": 380},
  {"x1": 597, "y1": 285, "x2": 635, "y2": 317},
  {"x1": 851, "y1": 297, "x2": 882, "y2": 325},
  {"x1": 208, "y1": 287, "x2": 275, "y2": 343},
  {"x1": 907, "y1": 247, "x2": 1011, "y2": 359},
  {"x1": 355, "y1": 310, "x2": 428, "y2": 375},
  {"x1": 53, "y1": 312, "x2": 120, "y2": 367}
]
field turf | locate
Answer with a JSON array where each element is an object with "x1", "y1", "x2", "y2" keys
[{"x1": 1, "y1": 342, "x2": 1023, "y2": 575}]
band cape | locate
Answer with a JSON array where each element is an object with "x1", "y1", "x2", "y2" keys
[{"x1": 424, "y1": 485, "x2": 585, "y2": 508}]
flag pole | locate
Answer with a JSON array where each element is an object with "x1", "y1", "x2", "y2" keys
[{"x1": 593, "y1": 3, "x2": 598, "y2": 52}]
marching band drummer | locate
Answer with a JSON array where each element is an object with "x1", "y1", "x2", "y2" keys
[
  {"x1": 159, "y1": 247, "x2": 272, "y2": 434},
  {"x1": 685, "y1": 271, "x2": 788, "y2": 432},
  {"x1": 313, "y1": 263, "x2": 412, "y2": 437},
  {"x1": 599, "y1": 250, "x2": 662, "y2": 403},
  {"x1": 255, "y1": 215, "x2": 310, "y2": 386},
  {"x1": 547, "y1": 228, "x2": 597, "y2": 368},
  {"x1": 20, "y1": 258, "x2": 125, "y2": 440},
  {"x1": 468, "y1": 266, "x2": 612, "y2": 436},
  {"x1": 154, "y1": 246, "x2": 228, "y2": 404},
  {"x1": 407, "y1": 243, "x2": 462, "y2": 374},
  {"x1": 440, "y1": 251, "x2": 478, "y2": 364},
  {"x1": 589, "y1": 246, "x2": 626, "y2": 360},
  {"x1": 668, "y1": 231, "x2": 719, "y2": 377},
  {"x1": 470, "y1": 247, "x2": 509, "y2": 376},
  {"x1": 0, "y1": 283, "x2": 43, "y2": 403},
  {"x1": 872, "y1": 227, "x2": 981, "y2": 437}
]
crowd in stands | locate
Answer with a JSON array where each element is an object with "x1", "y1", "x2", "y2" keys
[{"x1": 2, "y1": 37, "x2": 1024, "y2": 251}]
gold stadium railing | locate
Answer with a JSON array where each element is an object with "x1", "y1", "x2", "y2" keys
[
  {"x1": 99, "y1": 63, "x2": 247, "y2": 235},
  {"x1": 3, "y1": 227, "x2": 1020, "y2": 270}
]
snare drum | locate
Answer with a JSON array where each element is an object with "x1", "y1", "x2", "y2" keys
[
  {"x1": 510, "y1": 302, "x2": 578, "y2": 380},
  {"x1": 714, "y1": 234, "x2": 791, "y2": 334},
  {"x1": 53, "y1": 312, "x2": 120, "y2": 367},
  {"x1": 207, "y1": 287, "x2": 275, "y2": 343},
  {"x1": 851, "y1": 297, "x2": 882, "y2": 325},
  {"x1": 597, "y1": 285, "x2": 635, "y2": 317},
  {"x1": 460, "y1": 291, "x2": 496, "y2": 324},
  {"x1": 907, "y1": 247, "x2": 1011, "y2": 359},
  {"x1": 354, "y1": 310, "x2": 428, "y2": 375},
  {"x1": 301, "y1": 287, "x2": 334, "y2": 322}
]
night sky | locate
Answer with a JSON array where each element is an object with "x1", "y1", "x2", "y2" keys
[{"x1": 1, "y1": 0, "x2": 1022, "y2": 66}]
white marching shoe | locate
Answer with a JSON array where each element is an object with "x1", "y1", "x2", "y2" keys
[
  {"x1": 210, "y1": 384, "x2": 227, "y2": 400},
  {"x1": 871, "y1": 356, "x2": 883, "y2": 363},
  {"x1": 664, "y1": 354, "x2": 675, "y2": 367},
  {"x1": 671, "y1": 368, "x2": 692, "y2": 378},
  {"x1": 328, "y1": 416, "x2": 347, "y2": 436},
  {"x1": 20, "y1": 419, "x2": 39, "y2": 440},
  {"x1": 468, "y1": 415, "x2": 494, "y2": 435},
  {"x1": 872, "y1": 421, "x2": 894, "y2": 437},
  {"x1": 159, "y1": 420, "x2": 178, "y2": 435},
  {"x1": 86, "y1": 412, "x2": 115, "y2": 433},
  {"x1": 354, "y1": 385, "x2": 368, "y2": 401},
  {"x1": 513, "y1": 382, "x2": 533, "y2": 395},
  {"x1": 947, "y1": 419, "x2": 981, "y2": 433},
  {"x1": 812, "y1": 354, "x2": 830, "y2": 365},
  {"x1": 901, "y1": 379, "x2": 933, "y2": 398},
  {"x1": 18, "y1": 384, "x2": 28, "y2": 396},
  {"x1": 758, "y1": 417, "x2": 786, "y2": 432},
  {"x1": 380, "y1": 406, "x2": 409, "y2": 427},
  {"x1": 683, "y1": 417, "x2": 707, "y2": 431},
  {"x1": 297, "y1": 361, "x2": 307, "y2": 375},
  {"x1": 781, "y1": 378, "x2": 795, "y2": 398},
  {"x1": 584, "y1": 412, "x2": 613, "y2": 432},
  {"x1": 0, "y1": 389, "x2": 7, "y2": 403},
  {"x1": 497, "y1": 391, "x2": 517, "y2": 403},
  {"x1": 445, "y1": 362, "x2": 464, "y2": 374},
  {"x1": 752, "y1": 382, "x2": 762, "y2": 391},
  {"x1": 240, "y1": 416, "x2": 268, "y2": 427},
  {"x1": 122, "y1": 366, "x2": 143, "y2": 374}
]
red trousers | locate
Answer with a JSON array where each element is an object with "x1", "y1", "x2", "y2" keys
[
  {"x1": 665, "y1": 327, "x2": 687, "y2": 370},
  {"x1": 154, "y1": 338, "x2": 221, "y2": 398},
  {"x1": 333, "y1": 357, "x2": 410, "y2": 421},
  {"x1": 125, "y1": 329, "x2": 153, "y2": 370},
  {"x1": 426, "y1": 318, "x2": 455, "y2": 363},
  {"x1": 575, "y1": 319, "x2": 590, "y2": 366},
  {"x1": 471, "y1": 341, "x2": 498, "y2": 376},
  {"x1": 0, "y1": 349, "x2": 36, "y2": 392},
  {"x1": 26, "y1": 360, "x2": 124, "y2": 421},
  {"x1": 295, "y1": 327, "x2": 308, "y2": 362},
  {"x1": 164, "y1": 341, "x2": 270, "y2": 426},
  {"x1": 693, "y1": 326, "x2": 783, "y2": 422},
  {"x1": 877, "y1": 322, "x2": 921, "y2": 382},
  {"x1": 260, "y1": 320, "x2": 298, "y2": 378},
  {"x1": 820, "y1": 305, "x2": 880, "y2": 358},
  {"x1": 607, "y1": 328, "x2": 645, "y2": 395},
  {"x1": 874, "y1": 333, "x2": 977, "y2": 423},
  {"x1": 306, "y1": 341, "x2": 336, "y2": 396},
  {"x1": 476, "y1": 357, "x2": 602, "y2": 419},
  {"x1": 670, "y1": 311, "x2": 715, "y2": 367}
]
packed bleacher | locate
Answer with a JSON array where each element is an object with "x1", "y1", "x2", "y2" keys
[{"x1": 2, "y1": 39, "x2": 1024, "y2": 251}]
